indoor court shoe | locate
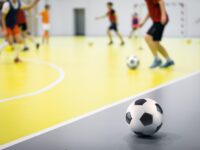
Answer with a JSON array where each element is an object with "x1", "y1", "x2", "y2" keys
[
  {"x1": 108, "y1": 41, "x2": 113, "y2": 45},
  {"x1": 150, "y1": 59, "x2": 162, "y2": 69},
  {"x1": 14, "y1": 57, "x2": 22, "y2": 63},
  {"x1": 120, "y1": 41, "x2": 125, "y2": 46},
  {"x1": 161, "y1": 60, "x2": 175, "y2": 68},
  {"x1": 23, "y1": 46, "x2": 29, "y2": 51},
  {"x1": 36, "y1": 43, "x2": 40, "y2": 50}
]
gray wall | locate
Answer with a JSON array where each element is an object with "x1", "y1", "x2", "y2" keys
[{"x1": 36, "y1": 0, "x2": 200, "y2": 37}]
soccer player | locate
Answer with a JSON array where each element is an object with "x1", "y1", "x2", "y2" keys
[
  {"x1": 1, "y1": 0, "x2": 40, "y2": 63},
  {"x1": 129, "y1": 13, "x2": 140, "y2": 38},
  {"x1": 96, "y1": 2, "x2": 125, "y2": 46},
  {"x1": 139, "y1": 0, "x2": 174, "y2": 68},
  {"x1": 16, "y1": 9, "x2": 40, "y2": 51},
  {"x1": 39, "y1": 4, "x2": 50, "y2": 44}
]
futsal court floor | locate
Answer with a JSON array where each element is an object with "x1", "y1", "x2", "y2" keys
[{"x1": 0, "y1": 37, "x2": 200, "y2": 149}]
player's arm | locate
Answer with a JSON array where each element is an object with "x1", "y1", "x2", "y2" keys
[
  {"x1": 1, "y1": 2, "x2": 9, "y2": 34},
  {"x1": 21, "y1": 0, "x2": 40, "y2": 11},
  {"x1": 95, "y1": 13, "x2": 108, "y2": 20},
  {"x1": 139, "y1": 2, "x2": 149, "y2": 27},
  {"x1": 158, "y1": 0, "x2": 167, "y2": 25},
  {"x1": 2, "y1": 13, "x2": 7, "y2": 32},
  {"x1": 139, "y1": 13, "x2": 149, "y2": 27}
]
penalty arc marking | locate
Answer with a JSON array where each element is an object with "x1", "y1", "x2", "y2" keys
[{"x1": 0, "y1": 59, "x2": 65, "y2": 103}]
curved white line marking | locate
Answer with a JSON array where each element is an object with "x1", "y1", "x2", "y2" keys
[{"x1": 0, "y1": 59, "x2": 65, "y2": 103}]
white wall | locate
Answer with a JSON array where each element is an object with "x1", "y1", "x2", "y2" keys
[{"x1": 37, "y1": 0, "x2": 200, "y2": 37}]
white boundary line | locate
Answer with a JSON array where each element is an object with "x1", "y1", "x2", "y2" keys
[
  {"x1": 1, "y1": 71, "x2": 200, "y2": 150},
  {"x1": 0, "y1": 59, "x2": 65, "y2": 103}
]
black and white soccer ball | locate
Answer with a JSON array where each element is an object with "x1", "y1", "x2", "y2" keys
[
  {"x1": 127, "y1": 56, "x2": 139, "y2": 69},
  {"x1": 126, "y1": 98, "x2": 163, "y2": 136}
]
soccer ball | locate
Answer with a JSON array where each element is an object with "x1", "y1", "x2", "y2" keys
[
  {"x1": 127, "y1": 56, "x2": 139, "y2": 69},
  {"x1": 126, "y1": 98, "x2": 163, "y2": 136}
]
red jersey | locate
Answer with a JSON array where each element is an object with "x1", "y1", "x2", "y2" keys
[
  {"x1": 145, "y1": 0, "x2": 168, "y2": 23},
  {"x1": 16, "y1": 10, "x2": 26, "y2": 24},
  {"x1": 107, "y1": 9, "x2": 117, "y2": 23}
]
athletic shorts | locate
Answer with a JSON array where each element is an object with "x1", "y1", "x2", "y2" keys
[
  {"x1": 109, "y1": 23, "x2": 118, "y2": 31},
  {"x1": 132, "y1": 24, "x2": 139, "y2": 30},
  {"x1": 6, "y1": 25, "x2": 20, "y2": 36},
  {"x1": 42, "y1": 23, "x2": 50, "y2": 31},
  {"x1": 147, "y1": 22, "x2": 166, "y2": 41},
  {"x1": 18, "y1": 23, "x2": 28, "y2": 31}
]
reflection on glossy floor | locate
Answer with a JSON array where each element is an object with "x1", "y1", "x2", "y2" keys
[{"x1": 0, "y1": 37, "x2": 200, "y2": 145}]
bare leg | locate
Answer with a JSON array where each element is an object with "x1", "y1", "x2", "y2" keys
[
  {"x1": 116, "y1": 31, "x2": 124, "y2": 44},
  {"x1": 154, "y1": 42, "x2": 174, "y2": 68},
  {"x1": 107, "y1": 29, "x2": 113, "y2": 44},
  {"x1": 144, "y1": 35, "x2": 158, "y2": 57},
  {"x1": 14, "y1": 34, "x2": 24, "y2": 62},
  {"x1": 154, "y1": 42, "x2": 170, "y2": 59},
  {"x1": 129, "y1": 30, "x2": 134, "y2": 38}
]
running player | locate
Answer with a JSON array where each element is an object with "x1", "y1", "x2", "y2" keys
[
  {"x1": 96, "y1": 2, "x2": 125, "y2": 46},
  {"x1": 1, "y1": 0, "x2": 40, "y2": 63},
  {"x1": 139, "y1": 0, "x2": 174, "y2": 68},
  {"x1": 16, "y1": 9, "x2": 40, "y2": 51},
  {"x1": 39, "y1": 4, "x2": 50, "y2": 44},
  {"x1": 129, "y1": 13, "x2": 140, "y2": 38}
]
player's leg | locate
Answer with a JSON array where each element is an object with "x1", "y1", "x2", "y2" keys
[
  {"x1": 155, "y1": 42, "x2": 174, "y2": 68},
  {"x1": 145, "y1": 35, "x2": 162, "y2": 68},
  {"x1": 145, "y1": 23, "x2": 162, "y2": 68},
  {"x1": 129, "y1": 29, "x2": 134, "y2": 38},
  {"x1": 13, "y1": 26, "x2": 25, "y2": 63},
  {"x1": 45, "y1": 30, "x2": 49, "y2": 44},
  {"x1": 153, "y1": 23, "x2": 174, "y2": 68},
  {"x1": 114, "y1": 24, "x2": 124, "y2": 45},
  {"x1": 107, "y1": 26, "x2": 113, "y2": 45},
  {"x1": 25, "y1": 30, "x2": 40, "y2": 50}
]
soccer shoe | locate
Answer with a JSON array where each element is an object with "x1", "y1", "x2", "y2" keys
[
  {"x1": 23, "y1": 46, "x2": 29, "y2": 51},
  {"x1": 120, "y1": 41, "x2": 125, "y2": 46},
  {"x1": 160, "y1": 60, "x2": 175, "y2": 68},
  {"x1": 14, "y1": 57, "x2": 22, "y2": 63},
  {"x1": 108, "y1": 41, "x2": 113, "y2": 45},
  {"x1": 36, "y1": 43, "x2": 40, "y2": 50},
  {"x1": 150, "y1": 59, "x2": 162, "y2": 69}
]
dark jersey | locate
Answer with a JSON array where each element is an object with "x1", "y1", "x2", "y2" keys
[{"x1": 6, "y1": 0, "x2": 21, "y2": 29}]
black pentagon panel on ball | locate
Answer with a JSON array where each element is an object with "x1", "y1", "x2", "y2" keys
[
  {"x1": 135, "y1": 99, "x2": 147, "y2": 105},
  {"x1": 155, "y1": 123, "x2": 163, "y2": 133},
  {"x1": 140, "y1": 113, "x2": 153, "y2": 126},
  {"x1": 126, "y1": 112, "x2": 132, "y2": 124},
  {"x1": 155, "y1": 104, "x2": 163, "y2": 114}
]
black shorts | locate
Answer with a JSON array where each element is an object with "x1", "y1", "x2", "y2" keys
[
  {"x1": 109, "y1": 23, "x2": 118, "y2": 31},
  {"x1": 147, "y1": 22, "x2": 166, "y2": 41},
  {"x1": 18, "y1": 23, "x2": 27, "y2": 31}
]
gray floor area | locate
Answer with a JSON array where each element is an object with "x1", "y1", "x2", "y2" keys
[{"x1": 4, "y1": 73, "x2": 200, "y2": 150}]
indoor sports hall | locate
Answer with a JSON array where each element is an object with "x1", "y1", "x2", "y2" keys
[{"x1": 0, "y1": 0, "x2": 200, "y2": 150}]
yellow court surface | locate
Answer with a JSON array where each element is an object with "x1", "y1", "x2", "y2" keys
[{"x1": 0, "y1": 37, "x2": 200, "y2": 145}]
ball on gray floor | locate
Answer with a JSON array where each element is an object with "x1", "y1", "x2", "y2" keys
[{"x1": 126, "y1": 98, "x2": 163, "y2": 136}]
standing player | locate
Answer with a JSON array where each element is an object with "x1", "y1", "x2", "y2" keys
[
  {"x1": 39, "y1": 4, "x2": 50, "y2": 44},
  {"x1": 16, "y1": 9, "x2": 40, "y2": 51},
  {"x1": 129, "y1": 13, "x2": 140, "y2": 38},
  {"x1": 96, "y1": 2, "x2": 125, "y2": 46},
  {"x1": 139, "y1": 0, "x2": 174, "y2": 68},
  {"x1": 1, "y1": 0, "x2": 40, "y2": 63}
]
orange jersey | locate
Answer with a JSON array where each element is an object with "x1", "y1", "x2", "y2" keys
[{"x1": 40, "y1": 10, "x2": 49, "y2": 24}]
